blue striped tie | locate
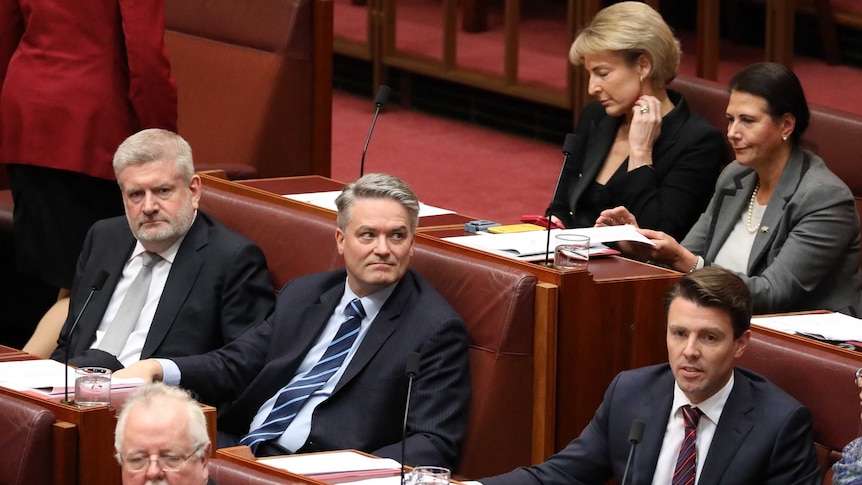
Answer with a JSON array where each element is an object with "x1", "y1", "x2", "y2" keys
[{"x1": 240, "y1": 298, "x2": 366, "y2": 453}]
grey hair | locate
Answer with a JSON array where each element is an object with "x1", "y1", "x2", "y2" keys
[
  {"x1": 114, "y1": 382, "x2": 210, "y2": 462},
  {"x1": 335, "y1": 173, "x2": 420, "y2": 233},
  {"x1": 113, "y1": 129, "x2": 195, "y2": 182}
]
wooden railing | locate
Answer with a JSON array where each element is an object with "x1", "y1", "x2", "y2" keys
[{"x1": 333, "y1": 0, "x2": 844, "y2": 116}]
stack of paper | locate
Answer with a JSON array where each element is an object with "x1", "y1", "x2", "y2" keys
[{"x1": 443, "y1": 225, "x2": 653, "y2": 261}]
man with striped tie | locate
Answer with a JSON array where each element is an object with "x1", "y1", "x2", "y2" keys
[
  {"x1": 479, "y1": 267, "x2": 819, "y2": 485},
  {"x1": 119, "y1": 173, "x2": 471, "y2": 470}
]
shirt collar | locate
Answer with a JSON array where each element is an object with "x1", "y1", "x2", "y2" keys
[{"x1": 671, "y1": 370, "x2": 735, "y2": 425}]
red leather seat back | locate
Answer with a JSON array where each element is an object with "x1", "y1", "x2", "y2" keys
[
  {"x1": 208, "y1": 458, "x2": 299, "y2": 484},
  {"x1": 738, "y1": 329, "x2": 860, "y2": 481},
  {"x1": 412, "y1": 240, "x2": 537, "y2": 477},
  {"x1": 0, "y1": 394, "x2": 55, "y2": 485},
  {"x1": 164, "y1": 0, "x2": 330, "y2": 179},
  {"x1": 199, "y1": 181, "x2": 342, "y2": 291}
]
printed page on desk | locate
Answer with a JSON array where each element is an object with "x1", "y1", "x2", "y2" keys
[
  {"x1": 0, "y1": 359, "x2": 143, "y2": 399},
  {"x1": 753, "y1": 312, "x2": 862, "y2": 341},
  {"x1": 262, "y1": 450, "x2": 400, "y2": 480},
  {"x1": 443, "y1": 225, "x2": 654, "y2": 260}
]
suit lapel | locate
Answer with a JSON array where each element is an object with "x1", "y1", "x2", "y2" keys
[
  {"x1": 334, "y1": 274, "x2": 415, "y2": 392},
  {"x1": 747, "y1": 149, "x2": 807, "y2": 273},
  {"x1": 569, "y1": 115, "x2": 618, "y2": 210},
  {"x1": 140, "y1": 216, "x2": 207, "y2": 358},
  {"x1": 73, "y1": 230, "x2": 136, "y2": 354},
  {"x1": 635, "y1": 372, "x2": 675, "y2": 485},
  {"x1": 705, "y1": 169, "x2": 757, "y2": 262},
  {"x1": 698, "y1": 370, "x2": 755, "y2": 485}
]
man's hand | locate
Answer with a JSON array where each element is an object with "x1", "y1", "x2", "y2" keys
[{"x1": 114, "y1": 359, "x2": 164, "y2": 382}]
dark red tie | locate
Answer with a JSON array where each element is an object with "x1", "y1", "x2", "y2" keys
[{"x1": 672, "y1": 405, "x2": 702, "y2": 485}]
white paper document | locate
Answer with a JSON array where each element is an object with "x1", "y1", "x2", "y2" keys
[
  {"x1": 443, "y1": 225, "x2": 654, "y2": 260},
  {"x1": 283, "y1": 191, "x2": 454, "y2": 217},
  {"x1": 0, "y1": 359, "x2": 143, "y2": 396},
  {"x1": 262, "y1": 450, "x2": 400, "y2": 478},
  {"x1": 753, "y1": 312, "x2": 862, "y2": 341},
  {"x1": 0, "y1": 359, "x2": 78, "y2": 390}
]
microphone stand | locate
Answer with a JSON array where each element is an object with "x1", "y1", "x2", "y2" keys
[
  {"x1": 401, "y1": 352, "x2": 420, "y2": 485},
  {"x1": 360, "y1": 85, "x2": 392, "y2": 177},
  {"x1": 544, "y1": 133, "x2": 578, "y2": 266}
]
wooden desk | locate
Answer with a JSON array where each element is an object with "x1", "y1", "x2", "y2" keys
[
  {"x1": 216, "y1": 446, "x2": 468, "y2": 484},
  {"x1": 0, "y1": 348, "x2": 217, "y2": 485},
  {"x1": 209, "y1": 175, "x2": 681, "y2": 459}
]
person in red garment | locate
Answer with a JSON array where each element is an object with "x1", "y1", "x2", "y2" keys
[{"x1": 0, "y1": 0, "x2": 177, "y2": 355}]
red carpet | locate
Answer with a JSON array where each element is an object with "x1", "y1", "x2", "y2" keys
[{"x1": 331, "y1": 92, "x2": 561, "y2": 225}]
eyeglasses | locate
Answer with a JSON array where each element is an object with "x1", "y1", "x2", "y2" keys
[
  {"x1": 856, "y1": 368, "x2": 862, "y2": 388},
  {"x1": 120, "y1": 445, "x2": 203, "y2": 472}
]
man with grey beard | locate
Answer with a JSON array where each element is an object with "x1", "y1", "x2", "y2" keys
[{"x1": 49, "y1": 129, "x2": 274, "y2": 371}]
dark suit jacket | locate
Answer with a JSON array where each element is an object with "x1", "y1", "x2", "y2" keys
[
  {"x1": 551, "y1": 90, "x2": 724, "y2": 241},
  {"x1": 172, "y1": 269, "x2": 471, "y2": 470},
  {"x1": 51, "y1": 211, "x2": 275, "y2": 370},
  {"x1": 482, "y1": 364, "x2": 820, "y2": 485},
  {"x1": 682, "y1": 148, "x2": 862, "y2": 315}
]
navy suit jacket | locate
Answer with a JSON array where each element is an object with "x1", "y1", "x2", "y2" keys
[
  {"x1": 51, "y1": 211, "x2": 275, "y2": 370},
  {"x1": 551, "y1": 90, "x2": 724, "y2": 241},
  {"x1": 172, "y1": 269, "x2": 471, "y2": 470},
  {"x1": 482, "y1": 364, "x2": 820, "y2": 485}
]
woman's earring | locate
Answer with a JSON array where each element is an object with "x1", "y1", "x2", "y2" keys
[{"x1": 782, "y1": 135, "x2": 788, "y2": 141}]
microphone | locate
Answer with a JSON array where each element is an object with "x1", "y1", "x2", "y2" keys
[
  {"x1": 61, "y1": 270, "x2": 109, "y2": 405},
  {"x1": 401, "y1": 351, "x2": 421, "y2": 485},
  {"x1": 360, "y1": 85, "x2": 391, "y2": 177},
  {"x1": 620, "y1": 419, "x2": 645, "y2": 485},
  {"x1": 544, "y1": 133, "x2": 579, "y2": 265}
]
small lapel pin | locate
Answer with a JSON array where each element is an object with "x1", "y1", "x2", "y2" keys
[{"x1": 760, "y1": 226, "x2": 769, "y2": 233}]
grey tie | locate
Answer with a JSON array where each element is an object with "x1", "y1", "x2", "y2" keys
[{"x1": 97, "y1": 251, "x2": 161, "y2": 355}]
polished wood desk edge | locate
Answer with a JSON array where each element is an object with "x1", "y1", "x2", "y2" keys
[
  {"x1": 218, "y1": 446, "x2": 470, "y2": 484},
  {"x1": 751, "y1": 312, "x2": 862, "y2": 359}
]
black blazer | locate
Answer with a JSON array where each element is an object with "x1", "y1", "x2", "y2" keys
[
  {"x1": 551, "y1": 90, "x2": 725, "y2": 241},
  {"x1": 52, "y1": 211, "x2": 275, "y2": 370},
  {"x1": 173, "y1": 269, "x2": 471, "y2": 470},
  {"x1": 482, "y1": 364, "x2": 820, "y2": 485}
]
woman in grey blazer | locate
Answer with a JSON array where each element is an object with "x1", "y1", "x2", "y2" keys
[{"x1": 600, "y1": 62, "x2": 862, "y2": 316}]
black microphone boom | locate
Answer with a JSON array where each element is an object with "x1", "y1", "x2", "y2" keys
[
  {"x1": 360, "y1": 85, "x2": 392, "y2": 177},
  {"x1": 620, "y1": 419, "x2": 645, "y2": 485},
  {"x1": 62, "y1": 270, "x2": 109, "y2": 405},
  {"x1": 544, "y1": 133, "x2": 579, "y2": 265},
  {"x1": 401, "y1": 351, "x2": 421, "y2": 485}
]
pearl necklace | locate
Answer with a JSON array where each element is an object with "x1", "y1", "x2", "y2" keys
[{"x1": 746, "y1": 182, "x2": 760, "y2": 234}]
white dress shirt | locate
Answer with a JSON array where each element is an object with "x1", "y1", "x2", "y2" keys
[{"x1": 651, "y1": 374, "x2": 734, "y2": 485}]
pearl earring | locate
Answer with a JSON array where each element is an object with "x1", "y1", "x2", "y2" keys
[{"x1": 782, "y1": 135, "x2": 788, "y2": 141}]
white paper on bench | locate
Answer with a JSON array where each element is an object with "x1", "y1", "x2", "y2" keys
[
  {"x1": 283, "y1": 191, "x2": 454, "y2": 217},
  {"x1": 443, "y1": 225, "x2": 655, "y2": 259},
  {"x1": 262, "y1": 449, "x2": 400, "y2": 476},
  {"x1": 753, "y1": 312, "x2": 862, "y2": 341},
  {"x1": 0, "y1": 359, "x2": 142, "y2": 394}
]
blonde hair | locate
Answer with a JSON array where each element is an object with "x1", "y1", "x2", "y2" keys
[{"x1": 569, "y1": 1, "x2": 681, "y2": 88}]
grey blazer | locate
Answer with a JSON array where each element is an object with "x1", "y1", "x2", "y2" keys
[{"x1": 682, "y1": 148, "x2": 862, "y2": 315}]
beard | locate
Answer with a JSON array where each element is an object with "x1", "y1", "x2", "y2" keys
[{"x1": 131, "y1": 204, "x2": 195, "y2": 246}]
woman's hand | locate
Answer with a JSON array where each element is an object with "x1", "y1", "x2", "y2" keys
[
  {"x1": 595, "y1": 206, "x2": 639, "y2": 228},
  {"x1": 637, "y1": 228, "x2": 697, "y2": 272},
  {"x1": 629, "y1": 95, "x2": 663, "y2": 169}
]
